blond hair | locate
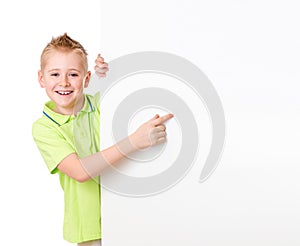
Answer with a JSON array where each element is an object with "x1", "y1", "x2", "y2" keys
[{"x1": 40, "y1": 33, "x2": 88, "y2": 72}]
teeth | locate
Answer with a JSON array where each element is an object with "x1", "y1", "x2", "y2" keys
[{"x1": 57, "y1": 91, "x2": 71, "y2": 95}]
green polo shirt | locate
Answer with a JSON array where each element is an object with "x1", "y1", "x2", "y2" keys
[{"x1": 32, "y1": 93, "x2": 101, "y2": 243}]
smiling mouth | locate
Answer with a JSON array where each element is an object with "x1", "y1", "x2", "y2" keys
[{"x1": 56, "y1": 90, "x2": 73, "y2": 95}]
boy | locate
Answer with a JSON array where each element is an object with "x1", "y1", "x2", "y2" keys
[{"x1": 32, "y1": 33, "x2": 173, "y2": 246}]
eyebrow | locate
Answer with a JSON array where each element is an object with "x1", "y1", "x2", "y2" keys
[{"x1": 46, "y1": 68, "x2": 82, "y2": 73}]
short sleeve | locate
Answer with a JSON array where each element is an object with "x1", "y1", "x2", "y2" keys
[{"x1": 32, "y1": 122, "x2": 75, "y2": 174}]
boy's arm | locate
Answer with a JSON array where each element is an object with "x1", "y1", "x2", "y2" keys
[
  {"x1": 57, "y1": 153, "x2": 90, "y2": 182},
  {"x1": 57, "y1": 114, "x2": 173, "y2": 182},
  {"x1": 57, "y1": 135, "x2": 137, "y2": 182}
]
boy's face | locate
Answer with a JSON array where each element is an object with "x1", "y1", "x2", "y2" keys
[{"x1": 38, "y1": 50, "x2": 91, "y2": 115}]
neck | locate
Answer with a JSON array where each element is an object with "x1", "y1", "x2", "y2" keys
[{"x1": 54, "y1": 94, "x2": 85, "y2": 116}]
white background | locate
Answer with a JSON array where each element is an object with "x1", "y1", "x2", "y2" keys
[{"x1": 0, "y1": 0, "x2": 299, "y2": 245}]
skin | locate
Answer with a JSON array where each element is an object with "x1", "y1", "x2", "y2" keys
[{"x1": 38, "y1": 50, "x2": 173, "y2": 182}]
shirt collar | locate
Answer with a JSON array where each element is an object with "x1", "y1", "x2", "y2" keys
[
  {"x1": 42, "y1": 94, "x2": 95, "y2": 126},
  {"x1": 81, "y1": 94, "x2": 95, "y2": 112}
]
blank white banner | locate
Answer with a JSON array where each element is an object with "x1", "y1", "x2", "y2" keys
[{"x1": 98, "y1": 0, "x2": 300, "y2": 246}]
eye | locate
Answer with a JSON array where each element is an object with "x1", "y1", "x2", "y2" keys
[
  {"x1": 69, "y1": 73, "x2": 79, "y2": 77},
  {"x1": 50, "y1": 73, "x2": 59, "y2": 77}
]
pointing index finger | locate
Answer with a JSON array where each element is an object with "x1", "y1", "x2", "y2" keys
[{"x1": 153, "y1": 113, "x2": 174, "y2": 126}]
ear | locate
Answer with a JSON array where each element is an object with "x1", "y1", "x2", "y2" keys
[
  {"x1": 84, "y1": 71, "x2": 92, "y2": 88},
  {"x1": 38, "y1": 70, "x2": 46, "y2": 88}
]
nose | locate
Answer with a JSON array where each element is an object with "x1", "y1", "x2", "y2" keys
[{"x1": 59, "y1": 74, "x2": 70, "y2": 87}]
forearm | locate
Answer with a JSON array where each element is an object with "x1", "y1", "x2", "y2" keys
[{"x1": 80, "y1": 135, "x2": 137, "y2": 178}]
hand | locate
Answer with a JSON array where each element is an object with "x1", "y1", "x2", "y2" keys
[
  {"x1": 94, "y1": 54, "x2": 109, "y2": 77},
  {"x1": 129, "y1": 113, "x2": 174, "y2": 150}
]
